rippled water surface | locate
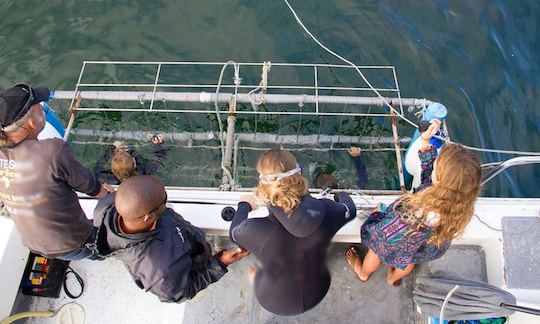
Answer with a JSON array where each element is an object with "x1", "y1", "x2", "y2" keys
[{"x1": 0, "y1": 0, "x2": 538, "y2": 197}]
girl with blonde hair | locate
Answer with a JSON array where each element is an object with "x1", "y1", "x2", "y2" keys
[
  {"x1": 346, "y1": 120, "x2": 481, "y2": 285},
  {"x1": 229, "y1": 148, "x2": 357, "y2": 315}
]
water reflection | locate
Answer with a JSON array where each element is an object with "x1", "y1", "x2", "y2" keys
[{"x1": 0, "y1": 0, "x2": 538, "y2": 196}]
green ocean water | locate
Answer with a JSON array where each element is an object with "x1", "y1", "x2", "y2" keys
[{"x1": 0, "y1": 0, "x2": 538, "y2": 197}]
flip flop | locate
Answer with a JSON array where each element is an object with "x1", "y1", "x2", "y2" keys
[{"x1": 345, "y1": 246, "x2": 367, "y2": 282}]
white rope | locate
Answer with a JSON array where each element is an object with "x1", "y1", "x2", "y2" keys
[
  {"x1": 441, "y1": 136, "x2": 540, "y2": 155},
  {"x1": 352, "y1": 191, "x2": 373, "y2": 205},
  {"x1": 282, "y1": 0, "x2": 540, "y2": 157},
  {"x1": 439, "y1": 284, "x2": 460, "y2": 324},
  {"x1": 214, "y1": 61, "x2": 239, "y2": 187},
  {"x1": 464, "y1": 145, "x2": 540, "y2": 155},
  {"x1": 282, "y1": 0, "x2": 416, "y2": 128},
  {"x1": 248, "y1": 61, "x2": 272, "y2": 108},
  {"x1": 413, "y1": 100, "x2": 427, "y2": 120},
  {"x1": 473, "y1": 212, "x2": 502, "y2": 232}
]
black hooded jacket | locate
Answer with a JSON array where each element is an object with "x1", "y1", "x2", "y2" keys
[
  {"x1": 93, "y1": 194, "x2": 227, "y2": 303},
  {"x1": 229, "y1": 192, "x2": 356, "y2": 315}
]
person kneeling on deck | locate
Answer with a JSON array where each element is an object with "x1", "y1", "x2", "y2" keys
[
  {"x1": 93, "y1": 175, "x2": 249, "y2": 303},
  {"x1": 0, "y1": 84, "x2": 111, "y2": 261}
]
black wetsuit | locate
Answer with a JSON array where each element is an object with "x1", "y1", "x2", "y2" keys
[
  {"x1": 352, "y1": 155, "x2": 368, "y2": 189},
  {"x1": 93, "y1": 144, "x2": 167, "y2": 185},
  {"x1": 229, "y1": 192, "x2": 356, "y2": 315}
]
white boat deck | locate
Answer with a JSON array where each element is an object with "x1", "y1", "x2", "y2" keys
[{"x1": 4, "y1": 190, "x2": 540, "y2": 323}]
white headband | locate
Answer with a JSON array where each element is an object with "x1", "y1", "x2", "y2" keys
[{"x1": 259, "y1": 166, "x2": 301, "y2": 183}]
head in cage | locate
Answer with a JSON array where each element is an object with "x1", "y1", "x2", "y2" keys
[
  {"x1": 111, "y1": 149, "x2": 137, "y2": 182},
  {"x1": 94, "y1": 134, "x2": 166, "y2": 185}
]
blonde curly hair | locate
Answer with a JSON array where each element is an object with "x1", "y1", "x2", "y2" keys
[
  {"x1": 400, "y1": 143, "x2": 481, "y2": 246},
  {"x1": 255, "y1": 148, "x2": 308, "y2": 214},
  {"x1": 111, "y1": 150, "x2": 136, "y2": 182}
]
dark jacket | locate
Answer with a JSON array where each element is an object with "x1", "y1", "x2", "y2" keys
[
  {"x1": 352, "y1": 155, "x2": 368, "y2": 189},
  {"x1": 0, "y1": 138, "x2": 100, "y2": 258},
  {"x1": 93, "y1": 194, "x2": 227, "y2": 303},
  {"x1": 229, "y1": 192, "x2": 356, "y2": 315},
  {"x1": 93, "y1": 144, "x2": 167, "y2": 185}
]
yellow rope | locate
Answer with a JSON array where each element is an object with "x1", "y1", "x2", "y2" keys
[{"x1": 1, "y1": 311, "x2": 55, "y2": 324}]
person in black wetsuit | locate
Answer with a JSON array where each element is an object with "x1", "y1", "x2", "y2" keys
[
  {"x1": 229, "y1": 148, "x2": 357, "y2": 316},
  {"x1": 93, "y1": 134, "x2": 167, "y2": 185},
  {"x1": 315, "y1": 147, "x2": 368, "y2": 191}
]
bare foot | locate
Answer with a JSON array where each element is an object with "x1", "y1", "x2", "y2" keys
[
  {"x1": 386, "y1": 266, "x2": 399, "y2": 286},
  {"x1": 247, "y1": 264, "x2": 258, "y2": 285},
  {"x1": 345, "y1": 247, "x2": 368, "y2": 282},
  {"x1": 386, "y1": 265, "x2": 406, "y2": 286}
]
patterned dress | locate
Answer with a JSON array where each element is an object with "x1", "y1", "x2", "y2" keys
[{"x1": 360, "y1": 146, "x2": 450, "y2": 269}]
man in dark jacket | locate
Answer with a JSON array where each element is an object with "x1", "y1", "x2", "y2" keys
[
  {"x1": 0, "y1": 83, "x2": 111, "y2": 260},
  {"x1": 93, "y1": 175, "x2": 248, "y2": 303}
]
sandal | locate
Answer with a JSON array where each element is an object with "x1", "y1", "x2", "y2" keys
[{"x1": 345, "y1": 246, "x2": 367, "y2": 282}]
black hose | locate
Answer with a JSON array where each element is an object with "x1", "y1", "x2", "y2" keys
[
  {"x1": 500, "y1": 303, "x2": 540, "y2": 316},
  {"x1": 63, "y1": 266, "x2": 84, "y2": 299}
]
